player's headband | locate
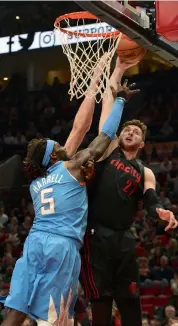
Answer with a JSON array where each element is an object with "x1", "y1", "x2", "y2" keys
[{"x1": 42, "y1": 140, "x2": 55, "y2": 167}]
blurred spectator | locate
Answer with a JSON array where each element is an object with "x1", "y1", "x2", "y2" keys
[
  {"x1": 14, "y1": 132, "x2": 27, "y2": 145},
  {"x1": 169, "y1": 176, "x2": 178, "y2": 199},
  {"x1": 160, "y1": 121, "x2": 174, "y2": 139},
  {"x1": 159, "y1": 190, "x2": 171, "y2": 209},
  {"x1": 160, "y1": 158, "x2": 172, "y2": 173},
  {"x1": 167, "y1": 239, "x2": 178, "y2": 258},
  {"x1": 165, "y1": 305, "x2": 176, "y2": 320},
  {"x1": 44, "y1": 99, "x2": 56, "y2": 117},
  {"x1": 164, "y1": 305, "x2": 177, "y2": 326},
  {"x1": 151, "y1": 316, "x2": 163, "y2": 326},
  {"x1": 169, "y1": 322, "x2": 178, "y2": 326},
  {"x1": 51, "y1": 119, "x2": 66, "y2": 144},
  {"x1": 151, "y1": 255, "x2": 173, "y2": 282},
  {"x1": 0, "y1": 203, "x2": 8, "y2": 228},
  {"x1": 169, "y1": 160, "x2": 178, "y2": 179},
  {"x1": 139, "y1": 257, "x2": 151, "y2": 283},
  {"x1": 170, "y1": 271, "x2": 178, "y2": 311},
  {"x1": 3, "y1": 132, "x2": 17, "y2": 145},
  {"x1": 19, "y1": 215, "x2": 33, "y2": 243},
  {"x1": 142, "y1": 318, "x2": 150, "y2": 326},
  {"x1": 25, "y1": 121, "x2": 37, "y2": 140},
  {"x1": 171, "y1": 271, "x2": 178, "y2": 296},
  {"x1": 7, "y1": 216, "x2": 19, "y2": 234},
  {"x1": 149, "y1": 246, "x2": 163, "y2": 267}
]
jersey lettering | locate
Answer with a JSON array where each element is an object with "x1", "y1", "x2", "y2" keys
[
  {"x1": 87, "y1": 147, "x2": 144, "y2": 229},
  {"x1": 41, "y1": 187, "x2": 55, "y2": 215},
  {"x1": 110, "y1": 159, "x2": 141, "y2": 183}
]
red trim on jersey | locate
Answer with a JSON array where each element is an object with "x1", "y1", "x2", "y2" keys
[
  {"x1": 80, "y1": 256, "x2": 90, "y2": 299},
  {"x1": 83, "y1": 230, "x2": 100, "y2": 299}
]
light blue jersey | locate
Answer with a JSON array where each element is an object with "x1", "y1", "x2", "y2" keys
[
  {"x1": 5, "y1": 97, "x2": 125, "y2": 323},
  {"x1": 30, "y1": 161, "x2": 88, "y2": 244}
]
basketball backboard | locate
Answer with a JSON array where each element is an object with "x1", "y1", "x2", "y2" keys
[{"x1": 75, "y1": 0, "x2": 178, "y2": 67}]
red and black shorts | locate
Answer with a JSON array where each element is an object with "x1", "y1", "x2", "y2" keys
[{"x1": 80, "y1": 224, "x2": 140, "y2": 301}]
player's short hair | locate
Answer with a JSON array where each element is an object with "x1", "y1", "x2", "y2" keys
[
  {"x1": 121, "y1": 119, "x2": 147, "y2": 140},
  {"x1": 24, "y1": 138, "x2": 48, "y2": 182}
]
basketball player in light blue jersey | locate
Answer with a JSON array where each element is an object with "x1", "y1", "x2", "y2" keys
[{"x1": 2, "y1": 83, "x2": 139, "y2": 326}]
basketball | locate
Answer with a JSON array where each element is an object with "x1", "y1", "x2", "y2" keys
[
  {"x1": 55, "y1": 11, "x2": 148, "y2": 102},
  {"x1": 116, "y1": 35, "x2": 146, "y2": 65}
]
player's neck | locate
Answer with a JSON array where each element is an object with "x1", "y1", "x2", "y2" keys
[{"x1": 122, "y1": 149, "x2": 137, "y2": 160}]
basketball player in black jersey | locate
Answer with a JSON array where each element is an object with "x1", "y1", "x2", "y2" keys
[{"x1": 80, "y1": 113, "x2": 178, "y2": 324}]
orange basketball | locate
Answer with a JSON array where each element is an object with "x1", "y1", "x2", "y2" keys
[{"x1": 116, "y1": 34, "x2": 146, "y2": 64}]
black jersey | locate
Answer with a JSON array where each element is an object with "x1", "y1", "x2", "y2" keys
[{"x1": 87, "y1": 146, "x2": 144, "y2": 230}]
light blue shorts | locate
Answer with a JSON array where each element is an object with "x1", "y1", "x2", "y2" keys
[{"x1": 5, "y1": 231, "x2": 81, "y2": 323}]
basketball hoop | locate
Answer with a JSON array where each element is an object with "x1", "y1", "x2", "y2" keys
[{"x1": 54, "y1": 11, "x2": 122, "y2": 103}]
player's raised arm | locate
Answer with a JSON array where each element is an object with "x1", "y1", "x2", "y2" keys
[
  {"x1": 98, "y1": 57, "x2": 138, "y2": 159},
  {"x1": 64, "y1": 54, "x2": 109, "y2": 157},
  {"x1": 69, "y1": 83, "x2": 139, "y2": 170},
  {"x1": 99, "y1": 57, "x2": 125, "y2": 133}
]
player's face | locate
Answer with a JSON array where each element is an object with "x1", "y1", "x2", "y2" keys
[
  {"x1": 118, "y1": 125, "x2": 144, "y2": 152},
  {"x1": 54, "y1": 143, "x2": 70, "y2": 161}
]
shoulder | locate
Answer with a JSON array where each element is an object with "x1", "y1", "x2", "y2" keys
[
  {"x1": 2, "y1": 214, "x2": 8, "y2": 219},
  {"x1": 136, "y1": 159, "x2": 144, "y2": 174},
  {"x1": 144, "y1": 167, "x2": 155, "y2": 180}
]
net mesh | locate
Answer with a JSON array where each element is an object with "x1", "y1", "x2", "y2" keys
[{"x1": 54, "y1": 14, "x2": 122, "y2": 103}]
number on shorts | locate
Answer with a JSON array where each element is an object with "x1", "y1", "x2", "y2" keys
[{"x1": 41, "y1": 188, "x2": 55, "y2": 215}]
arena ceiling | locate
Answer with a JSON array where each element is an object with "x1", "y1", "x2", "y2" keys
[{"x1": 0, "y1": 2, "x2": 81, "y2": 37}]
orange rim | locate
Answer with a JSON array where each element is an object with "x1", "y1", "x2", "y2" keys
[{"x1": 54, "y1": 11, "x2": 121, "y2": 39}]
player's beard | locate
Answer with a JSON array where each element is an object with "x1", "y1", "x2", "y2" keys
[{"x1": 118, "y1": 137, "x2": 140, "y2": 153}]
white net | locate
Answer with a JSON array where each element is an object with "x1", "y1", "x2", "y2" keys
[{"x1": 54, "y1": 13, "x2": 122, "y2": 103}]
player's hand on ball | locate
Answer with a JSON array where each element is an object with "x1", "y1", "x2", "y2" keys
[
  {"x1": 156, "y1": 208, "x2": 178, "y2": 231},
  {"x1": 116, "y1": 56, "x2": 138, "y2": 71}
]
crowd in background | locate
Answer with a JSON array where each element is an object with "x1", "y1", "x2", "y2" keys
[
  {"x1": 0, "y1": 68, "x2": 177, "y2": 159},
  {"x1": 0, "y1": 67, "x2": 178, "y2": 325}
]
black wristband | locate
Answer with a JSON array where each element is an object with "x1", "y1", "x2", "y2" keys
[{"x1": 143, "y1": 188, "x2": 163, "y2": 218}]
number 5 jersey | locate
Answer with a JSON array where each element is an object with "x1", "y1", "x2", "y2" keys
[
  {"x1": 30, "y1": 161, "x2": 88, "y2": 244},
  {"x1": 87, "y1": 146, "x2": 144, "y2": 230}
]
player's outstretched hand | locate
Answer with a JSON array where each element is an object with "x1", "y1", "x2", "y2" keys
[
  {"x1": 110, "y1": 79, "x2": 139, "y2": 101},
  {"x1": 156, "y1": 208, "x2": 178, "y2": 231}
]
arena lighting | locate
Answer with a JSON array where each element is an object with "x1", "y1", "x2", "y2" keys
[
  {"x1": 0, "y1": 22, "x2": 177, "y2": 56},
  {"x1": 0, "y1": 22, "x2": 116, "y2": 54},
  {"x1": 16, "y1": 16, "x2": 20, "y2": 20},
  {"x1": 3, "y1": 77, "x2": 8, "y2": 81}
]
